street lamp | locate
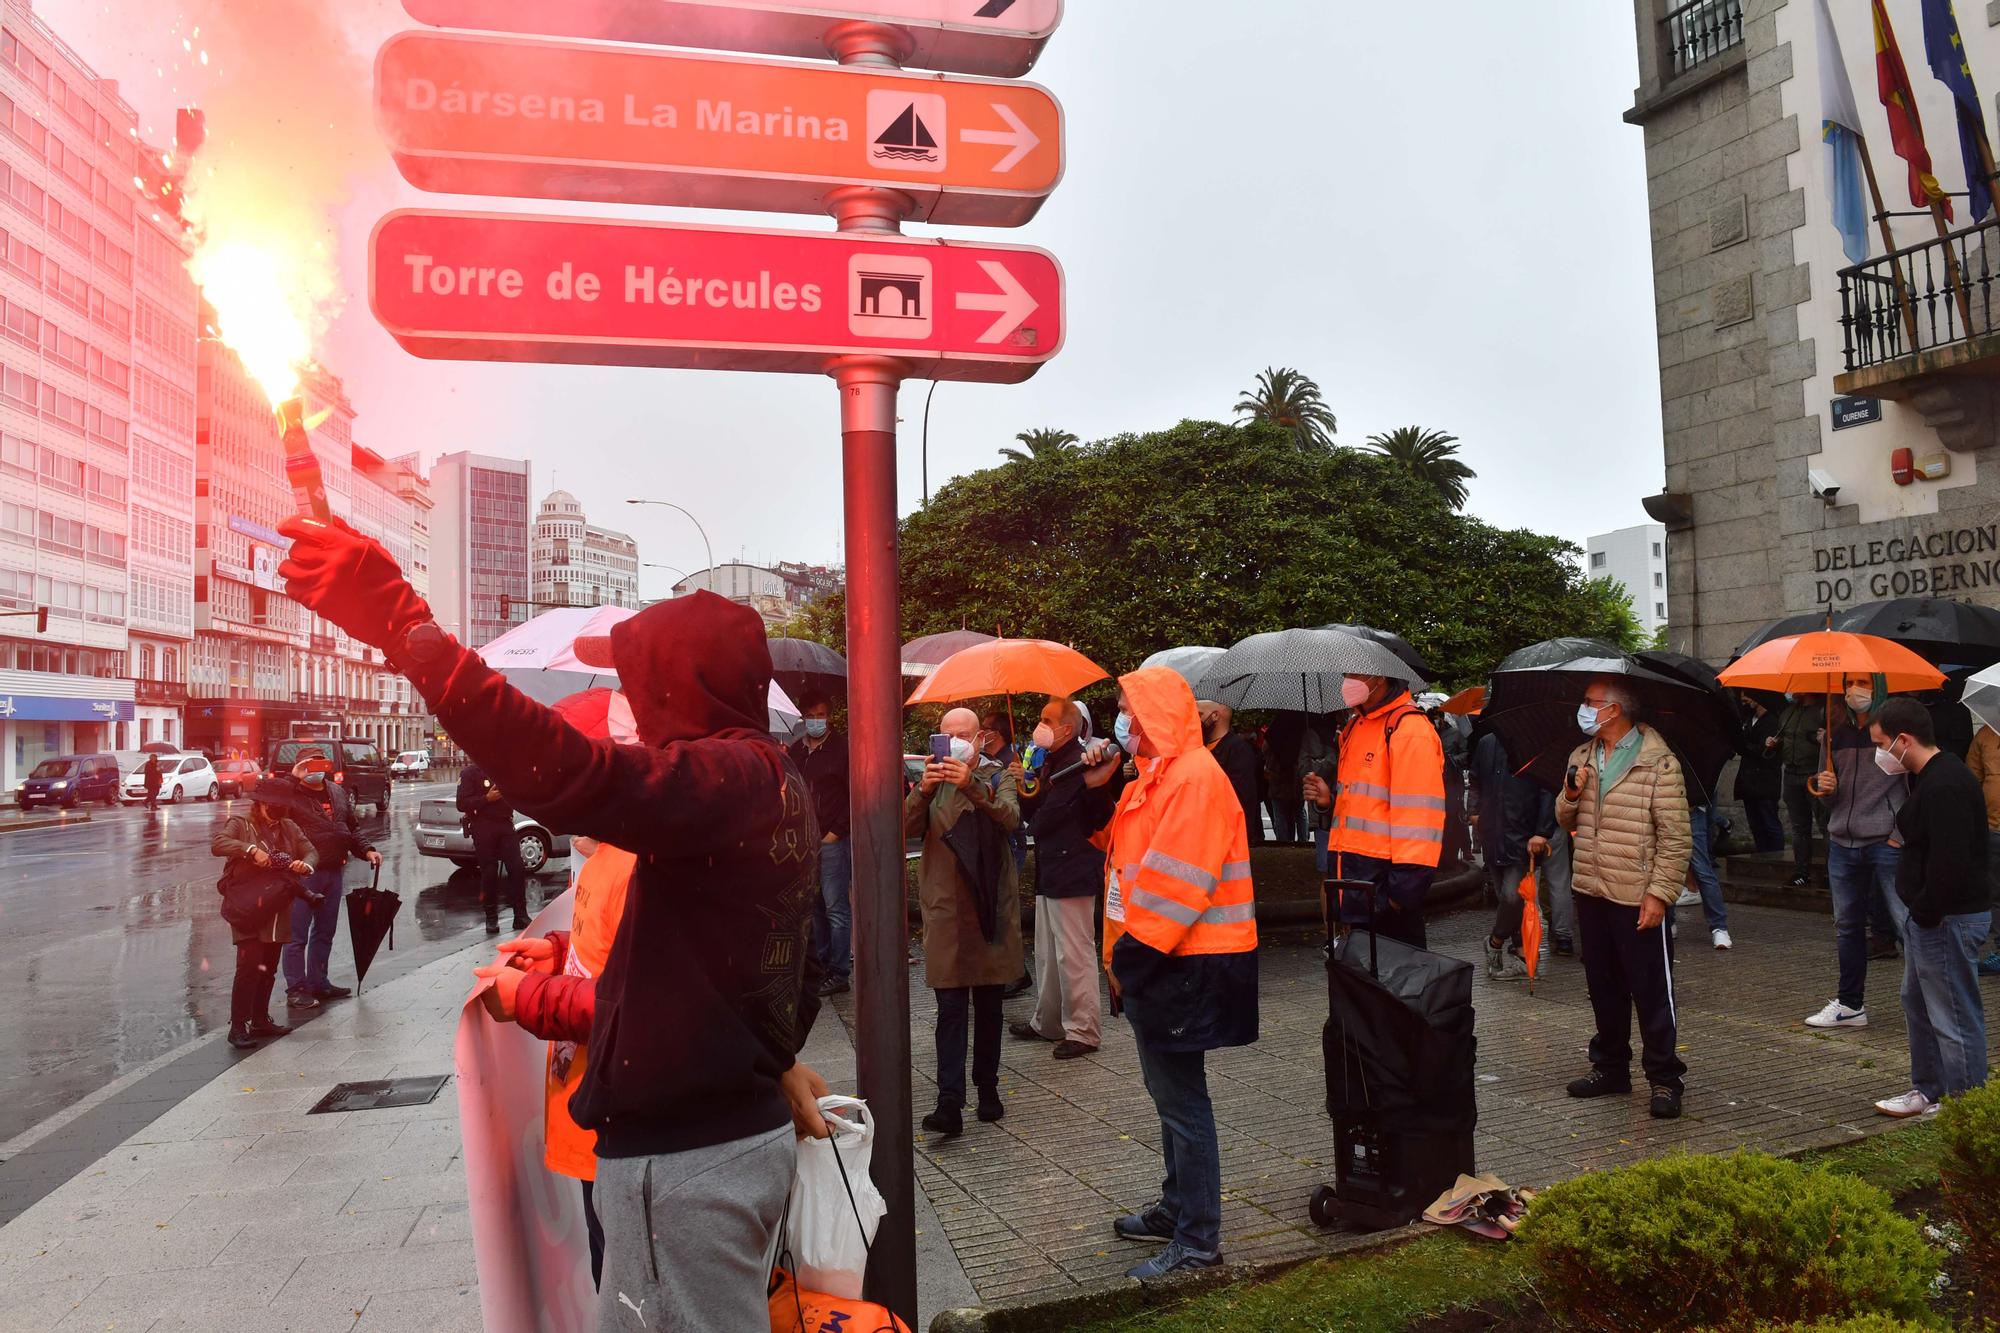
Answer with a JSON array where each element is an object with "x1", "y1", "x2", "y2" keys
[{"x1": 625, "y1": 499, "x2": 715, "y2": 579}]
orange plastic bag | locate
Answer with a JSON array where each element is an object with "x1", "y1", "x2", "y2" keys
[{"x1": 768, "y1": 1267, "x2": 911, "y2": 1333}]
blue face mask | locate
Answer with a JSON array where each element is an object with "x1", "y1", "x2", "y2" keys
[
  {"x1": 302, "y1": 771, "x2": 327, "y2": 787},
  {"x1": 1114, "y1": 711, "x2": 1134, "y2": 752},
  {"x1": 1576, "y1": 704, "x2": 1602, "y2": 737},
  {"x1": 803, "y1": 718, "x2": 828, "y2": 739}
]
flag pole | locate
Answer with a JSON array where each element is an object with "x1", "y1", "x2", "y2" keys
[
  {"x1": 1921, "y1": 195, "x2": 1976, "y2": 335},
  {"x1": 1856, "y1": 136, "x2": 1925, "y2": 348}
]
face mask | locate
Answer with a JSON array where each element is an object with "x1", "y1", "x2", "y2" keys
[
  {"x1": 1031, "y1": 723, "x2": 1056, "y2": 750},
  {"x1": 1114, "y1": 711, "x2": 1135, "y2": 753},
  {"x1": 803, "y1": 718, "x2": 828, "y2": 739},
  {"x1": 949, "y1": 737, "x2": 975, "y2": 765},
  {"x1": 1874, "y1": 740, "x2": 1908, "y2": 776},
  {"x1": 1846, "y1": 686, "x2": 1875, "y2": 712},
  {"x1": 1340, "y1": 677, "x2": 1372, "y2": 710},
  {"x1": 302, "y1": 771, "x2": 326, "y2": 787},
  {"x1": 1576, "y1": 704, "x2": 1603, "y2": 736}
]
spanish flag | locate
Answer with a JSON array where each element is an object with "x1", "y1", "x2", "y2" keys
[{"x1": 1875, "y1": 0, "x2": 1952, "y2": 218}]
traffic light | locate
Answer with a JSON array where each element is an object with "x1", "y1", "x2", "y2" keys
[
  {"x1": 35, "y1": 606, "x2": 46, "y2": 633},
  {"x1": 499, "y1": 594, "x2": 511, "y2": 622}
]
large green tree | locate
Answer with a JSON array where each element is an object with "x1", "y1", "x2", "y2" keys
[
  {"x1": 889, "y1": 420, "x2": 1642, "y2": 687},
  {"x1": 1233, "y1": 367, "x2": 1338, "y2": 453},
  {"x1": 999, "y1": 427, "x2": 1080, "y2": 463},
  {"x1": 1365, "y1": 425, "x2": 1476, "y2": 509}
]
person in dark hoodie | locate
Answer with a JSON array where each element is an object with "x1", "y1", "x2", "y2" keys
[
  {"x1": 1868, "y1": 697, "x2": 1989, "y2": 1118},
  {"x1": 457, "y1": 760, "x2": 527, "y2": 934},
  {"x1": 279, "y1": 752, "x2": 380, "y2": 1009},
  {"x1": 278, "y1": 515, "x2": 828, "y2": 1331}
]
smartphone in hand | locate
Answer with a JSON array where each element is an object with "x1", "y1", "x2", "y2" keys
[{"x1": 929, "y1": 733, "x2": 951, "y2": 763}]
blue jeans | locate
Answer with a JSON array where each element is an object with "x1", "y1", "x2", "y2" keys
[
  {"x1": 814, "y1": 838, "x2": 853, "y2": 983},
  {"x1": 282, "y1": 865, "x2": 346, "y2": 994},
  {"x1": 1829, "y1": 841, "x2": 1905, "y2": 1010},
  {"x1": 1903, "y1": 911, "x2": 1989, "y2": 1103},
  {"x1": 1134, "y1": 1036, "x2": 1221, "y2": 1256},
  {"x1": 1688, "y1": 806, "x2": 1727, "y2": 932}
]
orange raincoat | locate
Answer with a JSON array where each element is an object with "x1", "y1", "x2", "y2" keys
[{"x1": 1099, "y1": 667, "x2": 1259, "y2": 1052}]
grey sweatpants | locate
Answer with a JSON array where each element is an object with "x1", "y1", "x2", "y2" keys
[{"x1": 595, "y1": 1123, "x2": 795, "y2": 1330}]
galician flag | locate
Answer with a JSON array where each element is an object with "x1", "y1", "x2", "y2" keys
[
  {"x1": 1818, "y1": 0, "x2": 1870, "y2": 263},
  {"x1": 1875, "y1": 0, "x2": 1952, "y2": 218},
  {"x1": 1920, "y1": 0, "x2": 1995, "y2": 223}
]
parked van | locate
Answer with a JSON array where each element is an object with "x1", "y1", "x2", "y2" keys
[{"x1": 18, "y1": 753, "x2": 124, "y2": 808}]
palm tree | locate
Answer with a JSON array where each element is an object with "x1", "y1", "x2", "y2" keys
[
  {"x1": 1233, "y1": 367, "x2": 1338, "y2": 452},
  {"x1": 999, "y1": 427, "x2": 1080, "y2": 463},
  {"x1": 1364, "y1": 426, "x2": 1476, "y2": 509}
]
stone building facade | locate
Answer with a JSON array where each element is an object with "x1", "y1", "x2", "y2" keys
[{"x1": 1628, "y1": 0, "x2": 2000, "y2": 662}]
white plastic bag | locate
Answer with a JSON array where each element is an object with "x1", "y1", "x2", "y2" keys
[{"x1": 785, "y1": 1094, "x2": 887, "y2": 1300}]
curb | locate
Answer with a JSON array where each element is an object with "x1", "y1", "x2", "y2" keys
[{"x1": 0, "y1": 812, "x2": 93, "y2": 833}]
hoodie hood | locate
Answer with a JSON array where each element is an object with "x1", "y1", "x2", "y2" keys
[
  {"x1": 1119, "y1": 666, "x2": 1204, "y2": 760},
  {"x1": 609, "y1": 591, "x2": 773, "y2": 746}
]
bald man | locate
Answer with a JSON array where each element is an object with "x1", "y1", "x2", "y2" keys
[
  {"x1": 1200, "y1": 700, "x2": 1265, "y2": 846},
  {"x1": 905, "y1": 705, "x2": 1025, "y2": 1136}
]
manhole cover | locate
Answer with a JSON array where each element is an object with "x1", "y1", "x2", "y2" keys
[{"x1": 307, "y1": 1075, "x2": 449, "y2": 1115}]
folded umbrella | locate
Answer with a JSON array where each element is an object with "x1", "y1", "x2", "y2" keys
[
  {"x1": 905, "y1": 638, "x2": 1108, "y2": 706},
  {"x1": 941, "y1": 800, "x2": 1005, "y2": 943},
  {"x1": 1197, "y1": 627, "x2": 1426, "y2": 714},
  {"x1": 344, "y1": 861, "x2": 399, "y2": 990},
  {"x1": 1517, "y1": 862, "x2": 1541, "y2": 994}
]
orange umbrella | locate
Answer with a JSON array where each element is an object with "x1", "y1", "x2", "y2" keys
[
  {"x1": 1719, "y1": 630, "x2": 1944, "y2": 774},
  {"x1": 904, "y1": 638, "x2": 1109, "y2": 706},
  {"x1": 1442, "y1": 684, "x2": 1485, "y2": 716},
  {"x1": 1518, "y1": 861, "x2": 1542, "y2": 993}
]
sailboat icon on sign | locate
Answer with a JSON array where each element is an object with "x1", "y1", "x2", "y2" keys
[{"x1": 874, "y1": 104, "x2": 938, "y2": 162}]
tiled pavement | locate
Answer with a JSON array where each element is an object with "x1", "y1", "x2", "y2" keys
[
  {"x1": 0, "y1": 899, "x2": 1980, "y2": 1328},
  {"x1": 884, "y1": 901, "x2": 1995, "y2": 1310}
]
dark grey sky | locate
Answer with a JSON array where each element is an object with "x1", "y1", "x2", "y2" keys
[{"x1": 56, "y1": 0, "x2": 1662, "y2": 592}]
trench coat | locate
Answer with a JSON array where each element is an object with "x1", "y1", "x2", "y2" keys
[{"x1": 904, "y1": 759, "x2": 1024, "y2": 990}]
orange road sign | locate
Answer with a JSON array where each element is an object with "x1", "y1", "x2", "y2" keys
[
  {"x1": 377, "y1": 31, "x2": 1062, "y2": 227},
  {"x1": 401, "y1": 0, "x2": 1062, "y2": 79}
]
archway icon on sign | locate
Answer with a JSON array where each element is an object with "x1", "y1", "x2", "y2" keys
[
  {"x1": 867, "y1": 91, "x2": 947, "y2": 172},
  {"x1": 849, "y1": 254, "x2": 934, "y2": 339}
]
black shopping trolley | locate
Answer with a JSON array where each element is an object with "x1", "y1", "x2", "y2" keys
[{"x1": 1310, "y1": 878, "x2": 1478, "y2": 1231}]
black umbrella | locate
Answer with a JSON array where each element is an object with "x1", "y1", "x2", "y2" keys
[
  {"x1": 1730, "y1": 612, "x2": 1824, "y2": 660},
  {"x1": 1485, "y1": 645, "x2": 1739, "y2": 802},
  {"x1": 1829, "y1": 598, "x2": 2000, "y2": 670},
  {"x1": 1317, "y1": 624, "x2": 1431, "y2": 685},
  {"x1": 767, "y1": 637, "x2": 848, "y2": 701},
  {"x1": 1494, "y1": 637, "x2": 1623, "y2": 672},
  {"x1": 344, "y1": 863, "x2": 400, "y2": 989}
]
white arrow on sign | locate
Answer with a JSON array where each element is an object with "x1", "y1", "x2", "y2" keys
[
  {"x1": 959, "y1": 103, "x2": 1039, "y2": 174},
  {"x1": 955, "y1": 259, "x2": 1037, "y2": 343}
]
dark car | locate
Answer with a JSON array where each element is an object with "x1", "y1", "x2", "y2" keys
[
  {"x1": 18, "y1": 753, "x2": 123, "y2": 808},
  {"x1": 213, "y1": 758, "x2": 261, "y2": 799},
  {"x1": 266, "y1": 736, "x2": 392, "y2": 816}
]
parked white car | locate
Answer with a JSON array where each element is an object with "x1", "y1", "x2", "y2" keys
[
  {"x1": 390, "y1": 750, "x2": 432, "y2": 779},
  {"x1": 121, "y1": 753, "x2": 219, "y2": 804}
]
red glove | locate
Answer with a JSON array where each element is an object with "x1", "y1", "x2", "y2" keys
[{"x1": 277, "y1": 514, "x2": 432, "y2": 652}]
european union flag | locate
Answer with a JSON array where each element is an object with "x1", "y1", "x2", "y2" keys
[{"x1": 1921, "y1": 0, "x2": 1995, "y2": 222}]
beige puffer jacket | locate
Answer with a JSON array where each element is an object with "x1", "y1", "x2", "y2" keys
[{"x1": 1555, "y1": 724, "x2": 1692, "y2": 909}]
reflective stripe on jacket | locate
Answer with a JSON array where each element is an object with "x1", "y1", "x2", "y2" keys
[
  {"x1": 1099, "y1": 667, "x2": 1257, "y2": 964},
  {"x1": 1329, "y1": 693, "x2": 1445, "y2": 868}
]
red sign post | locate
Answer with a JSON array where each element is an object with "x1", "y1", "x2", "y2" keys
[
  {"x1": 377, "y1": 32, "x2": 1062, "y2": 225},
  {"x1": 400, "y1": 0, "x2": 1062, "y2": 78},
  {"x1": 371, "y1": 209, "x2": 1063, "y2": 380}
]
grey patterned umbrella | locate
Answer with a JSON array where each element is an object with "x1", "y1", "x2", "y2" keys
[
  {"x1": 1196, "y1": 628, "x2": 1426, "y2": 713},
  {"x1": 1140, "y1": 645, "x2": 1227, "y2": 686}
]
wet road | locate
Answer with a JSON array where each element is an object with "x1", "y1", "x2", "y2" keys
[{"x1": 0, "y1": 782, "x2": 567, "y2": 1144}]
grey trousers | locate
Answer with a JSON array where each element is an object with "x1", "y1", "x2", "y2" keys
[
  {"x1": 595, "y1": 1123, "x2": 795, "y2": 1330},
  {"x1": 1029, "y1": 894, "x2": 1101, "y2": 1046},
  {"x1": 1542, "y1": 826, "x2": 1577, "y2": 943}
]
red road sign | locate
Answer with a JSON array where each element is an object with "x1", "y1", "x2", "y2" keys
[
  {"x1": 400, "y1": 0, "x2": 1061, "y2": 79},
  {"x1": 377, "y1": 32, "x2": 1061, "y2": 227},
  {"x1": 371, "y1": 210, "x2": 1064, "y2": 383}
]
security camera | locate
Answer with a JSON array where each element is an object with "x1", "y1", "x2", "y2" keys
[{"x1": 1809, "y1": 469, "x2": 1841, "y2": 503}]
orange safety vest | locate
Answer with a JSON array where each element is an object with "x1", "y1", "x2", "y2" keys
[
  {"x1": 1099, "y1": 667, "x2": 1257, "y2": 965},
  {"x1": 544, "y1": 843, "x2": 635, "y2": 1181},
  {"x1": 1328, "y1": 693, "x2": 1446, "y2": 868}
]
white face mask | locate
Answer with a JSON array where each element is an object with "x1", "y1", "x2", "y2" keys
[
  {"x1": 1031, "y1": 723, "x2": 1056, "y2": 750},
  {"x1": 1577, "y1": 703, "x2": 1605, "y2": 736},
  {"x1": 1340, "y1": 677, "x2": 1372, "y2": 710},
  {"x1": 1874, "y1": 739, "x2": 1908, "y2": 776},
  {"x1": 949, "y1": 737, "x2": 975, "y2": 765},
  {"x1": 1846, "y1": 686, "x2": 1875, "y2": 712}
]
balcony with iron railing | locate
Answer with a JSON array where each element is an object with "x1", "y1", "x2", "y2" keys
[
  {"x1": 1835, "y1": 217, "x2": 2000, "y2": 450},
  {"x1": 1664, "y1": 0, "x2": 1744, "y2": 78}
]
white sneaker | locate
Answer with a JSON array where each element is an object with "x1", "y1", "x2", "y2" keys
[
  {"x1": 1675, "y1": 889, "x2": 1702, "y2": 908},
  {"x1": 1874, "y1": 1089, "x2": 1935, "y2": 1118},
  {"x1": 1804, "y1": 999, "x2": 1868, "y2": 1028},
  {"x1": 1711, "y1": 929, "x2": 1733, "y2": 951}
]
